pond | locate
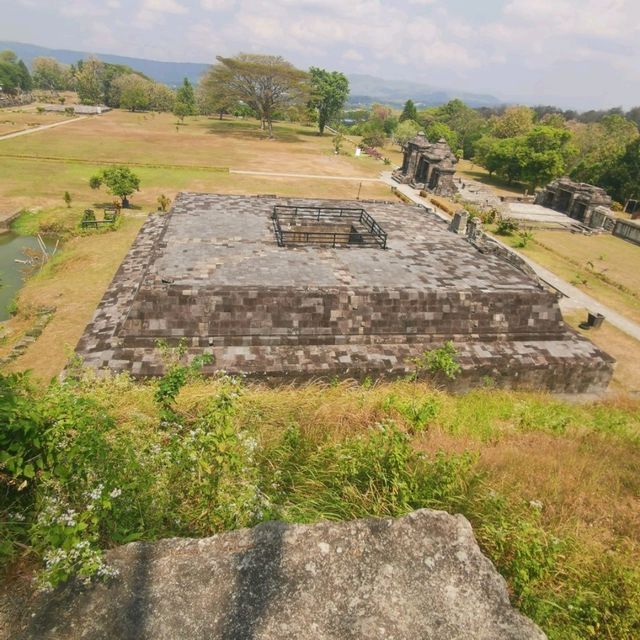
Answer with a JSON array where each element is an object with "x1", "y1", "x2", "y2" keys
[{"x1": 0, "y1": 231, "x2": 58, "y2": 321}]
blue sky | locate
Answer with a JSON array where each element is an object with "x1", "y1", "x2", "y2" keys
[{"x1": 2, "y1": 0, "x2": 640, "y2": 108}]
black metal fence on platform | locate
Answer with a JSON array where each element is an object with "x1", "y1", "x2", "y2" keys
[{"x1": 272, "y1": 205, "x2": 387, "y2": 249}]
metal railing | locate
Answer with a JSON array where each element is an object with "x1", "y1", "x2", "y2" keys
[{"x1": 272, "y1": 205, "x2": 387, "y2": 249}]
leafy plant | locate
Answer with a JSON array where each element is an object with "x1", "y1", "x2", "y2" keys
[
  {"x1": 412, "y1": 341, "x2": 461, "y2": 381},
  {"x1": 517, "y1": 230, "x2": 534, "y2": 247},
  {"x1": 496, "y1": 218, "x2": 519, "y2": 236},
  {"x1": 157, "y1": 194, "x2": 171, "y2": 212}
]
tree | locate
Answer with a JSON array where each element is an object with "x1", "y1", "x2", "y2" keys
[
  {"x1": 63, "y1": 191, "x2": 72, "y2": 208},
  {"x1": 598, "y1": 138, "x2": 640, "y2": 203},
  {"x1": 569, "y1": 114, "x2": 637, "y2": 184},
  {"x1": 89, "y1": 166, "x2": 141, "y2": 207},
  {"x1": 203, "y1": 54, "x2": 308, "y2": 138},
  {"x1": 173, "y1": 77, "x2": 196, "y2": 120},
  {"x1": 490, "y1": 106, "x2": 534, "y2": 138},
  {"x1": 483, "y1": 137, "x2": 527, "y2": 183},
  {"x1": 31, "y1": 57, "x2": 70, "y2": 91},
  {"x1": 399, "y1": 99, "x2": 418, "y2": 123},
  {"x1": 173, "y1": 101, "x2": 190, "y2": 123},
  {"x1": 360, "y1": 119, "x2": 386, "y2": 147},
  {"x1": 113, "y1": 74, "x2": 151, "y2": 111},
  {"x1": 371, "y1": 103, "x2": 393, "y2": 122},
  {"x1": 16, "y1": 60, "x2": 32, "y2": 92},
  {"x1": 0, "y1": 61, "x2": 20, "y2": 94},
  {"x1": 424, "y1": 122, "x2": 459, "y2": 152},
  {"x1": 76, "y1": 58, "x2": 105, "y2": 105},
  {"x1": 0, "y1": 50, "x2": 31, "y2": 95},
  {"x1": 308, "y1": 67, "x2": 349, "y2": 134},
  {"x1": 394, "y1": 119, "x2": 421, "y2": 147},
  {"x1": 198, "y1": 66, "x2": 236, "y2": 119},
  {"x1": 148, "y1": 83, "x2": 175, "y2": 112}
]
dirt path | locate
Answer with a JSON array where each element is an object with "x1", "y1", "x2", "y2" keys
[
  {"x1": 0, "y1": 116, "x2": 88, "y2": 141},
  {"x1": 379, "y1": 172, "x2": 640, "y2": 343},
  {"x1": 230, "y1": 169, "x2": 380, "y2": 182}
]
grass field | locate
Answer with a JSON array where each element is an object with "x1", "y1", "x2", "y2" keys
[
  {"x1": 0, "y1": 107, "x2": 75, "y2": 137},
  {"x1": 495, "y1": 230, "x2": 640, "y2": 325},
  {"x1": 456, "y1": 159, "x2": 528, "y2": 196},
  {"x1": 0, "y1": 109, "x2": 395, "y2": 376}
]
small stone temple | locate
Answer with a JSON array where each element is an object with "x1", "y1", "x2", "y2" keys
[
  {"x1": 75, "y1": 193, "x2": 614, "y2": 392},
  {"x1": 392, "y1": 133, "x2": 458, "y2": 197},
  {"x1": 535, "y1": 178, "x2": 612, "y2": 226}
]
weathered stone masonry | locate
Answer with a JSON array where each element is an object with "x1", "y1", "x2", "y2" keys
[
  {"x1": 392, "y1": 133, "x2": 458, "y2": 197},
  {"x1": 75, "y1": 193, "x2": 614, "y2": 392}
]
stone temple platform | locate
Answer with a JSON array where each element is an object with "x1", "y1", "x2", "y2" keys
[{"x1": 75, "y1": 193, "x2": 614, "y2": 392}]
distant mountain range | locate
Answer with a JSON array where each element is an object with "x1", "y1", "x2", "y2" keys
[
  {"x1": 0, "y1": 41, "x2": 209, "y2": 87},
  {"x1": 346, "y1": 74, "x2": 501, "y2": 108},
  {"x1": 0, "y1": 41, "x2": 503, "y2": 107}
]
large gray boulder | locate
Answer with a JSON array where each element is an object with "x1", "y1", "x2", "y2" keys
[{"x1": 12, "y1": 510, "x2": 546, "y2": 639}]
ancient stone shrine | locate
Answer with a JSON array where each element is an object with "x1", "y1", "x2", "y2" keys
[
  {"x1": 75, "y1": 193, "x2": 614, "y2": 392},
  {"x1": 535, "y1": 177, "x2": 612, "y2": 226},
  {"x1": 392, "y1": 132, "x2": 458, "y2": 197}
]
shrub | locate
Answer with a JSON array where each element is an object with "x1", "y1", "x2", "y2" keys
[
  {"x1": 517, "y1": 231, "x2": 534, "y2": 248},
  {"x1": 496, "y1": 218, "x2": 519, "y2": 235},
  {"x1": 412, "y1": 341, "x2": 461, "y2": 381},
  {"x1": 157, "y1": 194, "x2": 171, "y2": 212}
]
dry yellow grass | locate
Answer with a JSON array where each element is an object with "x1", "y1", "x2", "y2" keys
[
  {"x1": 0, "y1": 106, "x2": 74, "y2": 137},
  {"x1": 563, "y1": 308, "x2": 640, "y2": 394}
]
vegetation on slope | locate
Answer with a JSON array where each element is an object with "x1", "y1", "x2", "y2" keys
[{"x1": 1, "y1": 360, "x2": 639, "y2": 639}]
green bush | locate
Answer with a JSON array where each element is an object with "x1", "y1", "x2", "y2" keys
[
  {"x1": 496, "y1": 218, "x2": 519, "y2": 235},
  {"x1": 412, "y1": 341, "x2": 461, "y2": 381}
]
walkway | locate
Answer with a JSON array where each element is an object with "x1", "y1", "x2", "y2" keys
[
  {"x1": 0, "y1": 116, "x2": 88, "y2": 141},
  {"x1": 230, "y1": 169, "x2": 380, "y2": 182},
  {"x1": 379, "y1": 172, "x2": 640, "y2": 342}
]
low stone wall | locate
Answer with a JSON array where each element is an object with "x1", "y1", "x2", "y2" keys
[
  {"x1": 0, "y1": 93, "x2": 33, "y2": 109},
  {"x1": 122, "y1": 284, "x2": 564, "y2": 348},
  {"x1": 613, "y1": 219, "x2": 640, "y2": 246}
]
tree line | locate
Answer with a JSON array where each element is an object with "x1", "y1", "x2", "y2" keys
[
  {"x1": 0, "y1": 49, "x2": 351, "y2": 140},
  {"x1": 346, "y1": 97, "x2": 640, "y2": 203}
]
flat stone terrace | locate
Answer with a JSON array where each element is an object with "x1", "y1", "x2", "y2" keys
[{"x1": 75, "y1": 193, "x2": 614, "y2": 392}]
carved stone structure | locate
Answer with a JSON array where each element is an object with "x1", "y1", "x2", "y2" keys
[
  {"x1": 75, "y1": 193, "x2": 614, "y2": 393},
  {"x1": 392, "y1": 133, "x2": 458, "y2": 197},
  {"x1": 535, "y1": 178, "x2": 612, "y2": 227}
]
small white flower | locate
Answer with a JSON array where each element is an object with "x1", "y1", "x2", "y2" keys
[
  {"x1": 529, "y1": 500, "x2": 543, "y2": 511},
  {"x1": 109, "y1": 488, "x2": 122, "y2": 499}
]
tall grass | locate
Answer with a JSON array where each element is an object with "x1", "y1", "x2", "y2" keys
[{"x1": 1, "y1": 370, "x2": 639, "y2": 637}]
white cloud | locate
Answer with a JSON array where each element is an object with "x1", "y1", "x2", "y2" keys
[
  {"x1": 200, "y1": 0, "x2": 235, "y2": 9},
  {"x1": 141, "y1": 0, "x2": 188, "y2": 13},
  {"x1": 343, "y1": 49, "x2": 364, "y2": 62}
]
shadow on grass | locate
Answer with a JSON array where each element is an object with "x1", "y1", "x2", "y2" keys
[
  {"x1": 91, "y1": 201, "x2": 142, "y2": 210},
  {"x1": 199, "y1": 119, "x2": 311, "y2": 144},
  {"x1": 458, "y1": 166, "x2": 526, "y2": 195}
]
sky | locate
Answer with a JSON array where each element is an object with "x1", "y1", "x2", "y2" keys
[{"x1": 1, "y1": 0, "x2": 640, "y2": 109}]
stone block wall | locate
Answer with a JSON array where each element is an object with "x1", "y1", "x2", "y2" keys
[{"x1": 121, "y1": 284, "x2": 565, "y2": 348}]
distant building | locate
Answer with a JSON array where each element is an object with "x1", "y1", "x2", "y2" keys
[
  {"x1": 392, "y1": 133, "x2": 458, "y2": 197},
  {"x1": 534, "y1": 178, "x2": 611, "y2": 227}
]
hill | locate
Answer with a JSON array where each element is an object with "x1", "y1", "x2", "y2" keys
[
  {"x1": 346, "y1": 73, "x2": 502, "y2": 108},
  {"x1": 0, "y1": 41, "x2": 502, "y2": 106},
  {"x1": 0, "y1": 40, "x2": 210, "y2": 87}
]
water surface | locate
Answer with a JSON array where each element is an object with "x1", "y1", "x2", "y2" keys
[{"x1": 0, "y1": 231, "x2": 57, "y2": 321}]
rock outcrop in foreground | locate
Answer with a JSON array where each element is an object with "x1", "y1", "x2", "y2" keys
[{"x1": 16, "y1": 510, "x2": 546, "y2": 639}]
